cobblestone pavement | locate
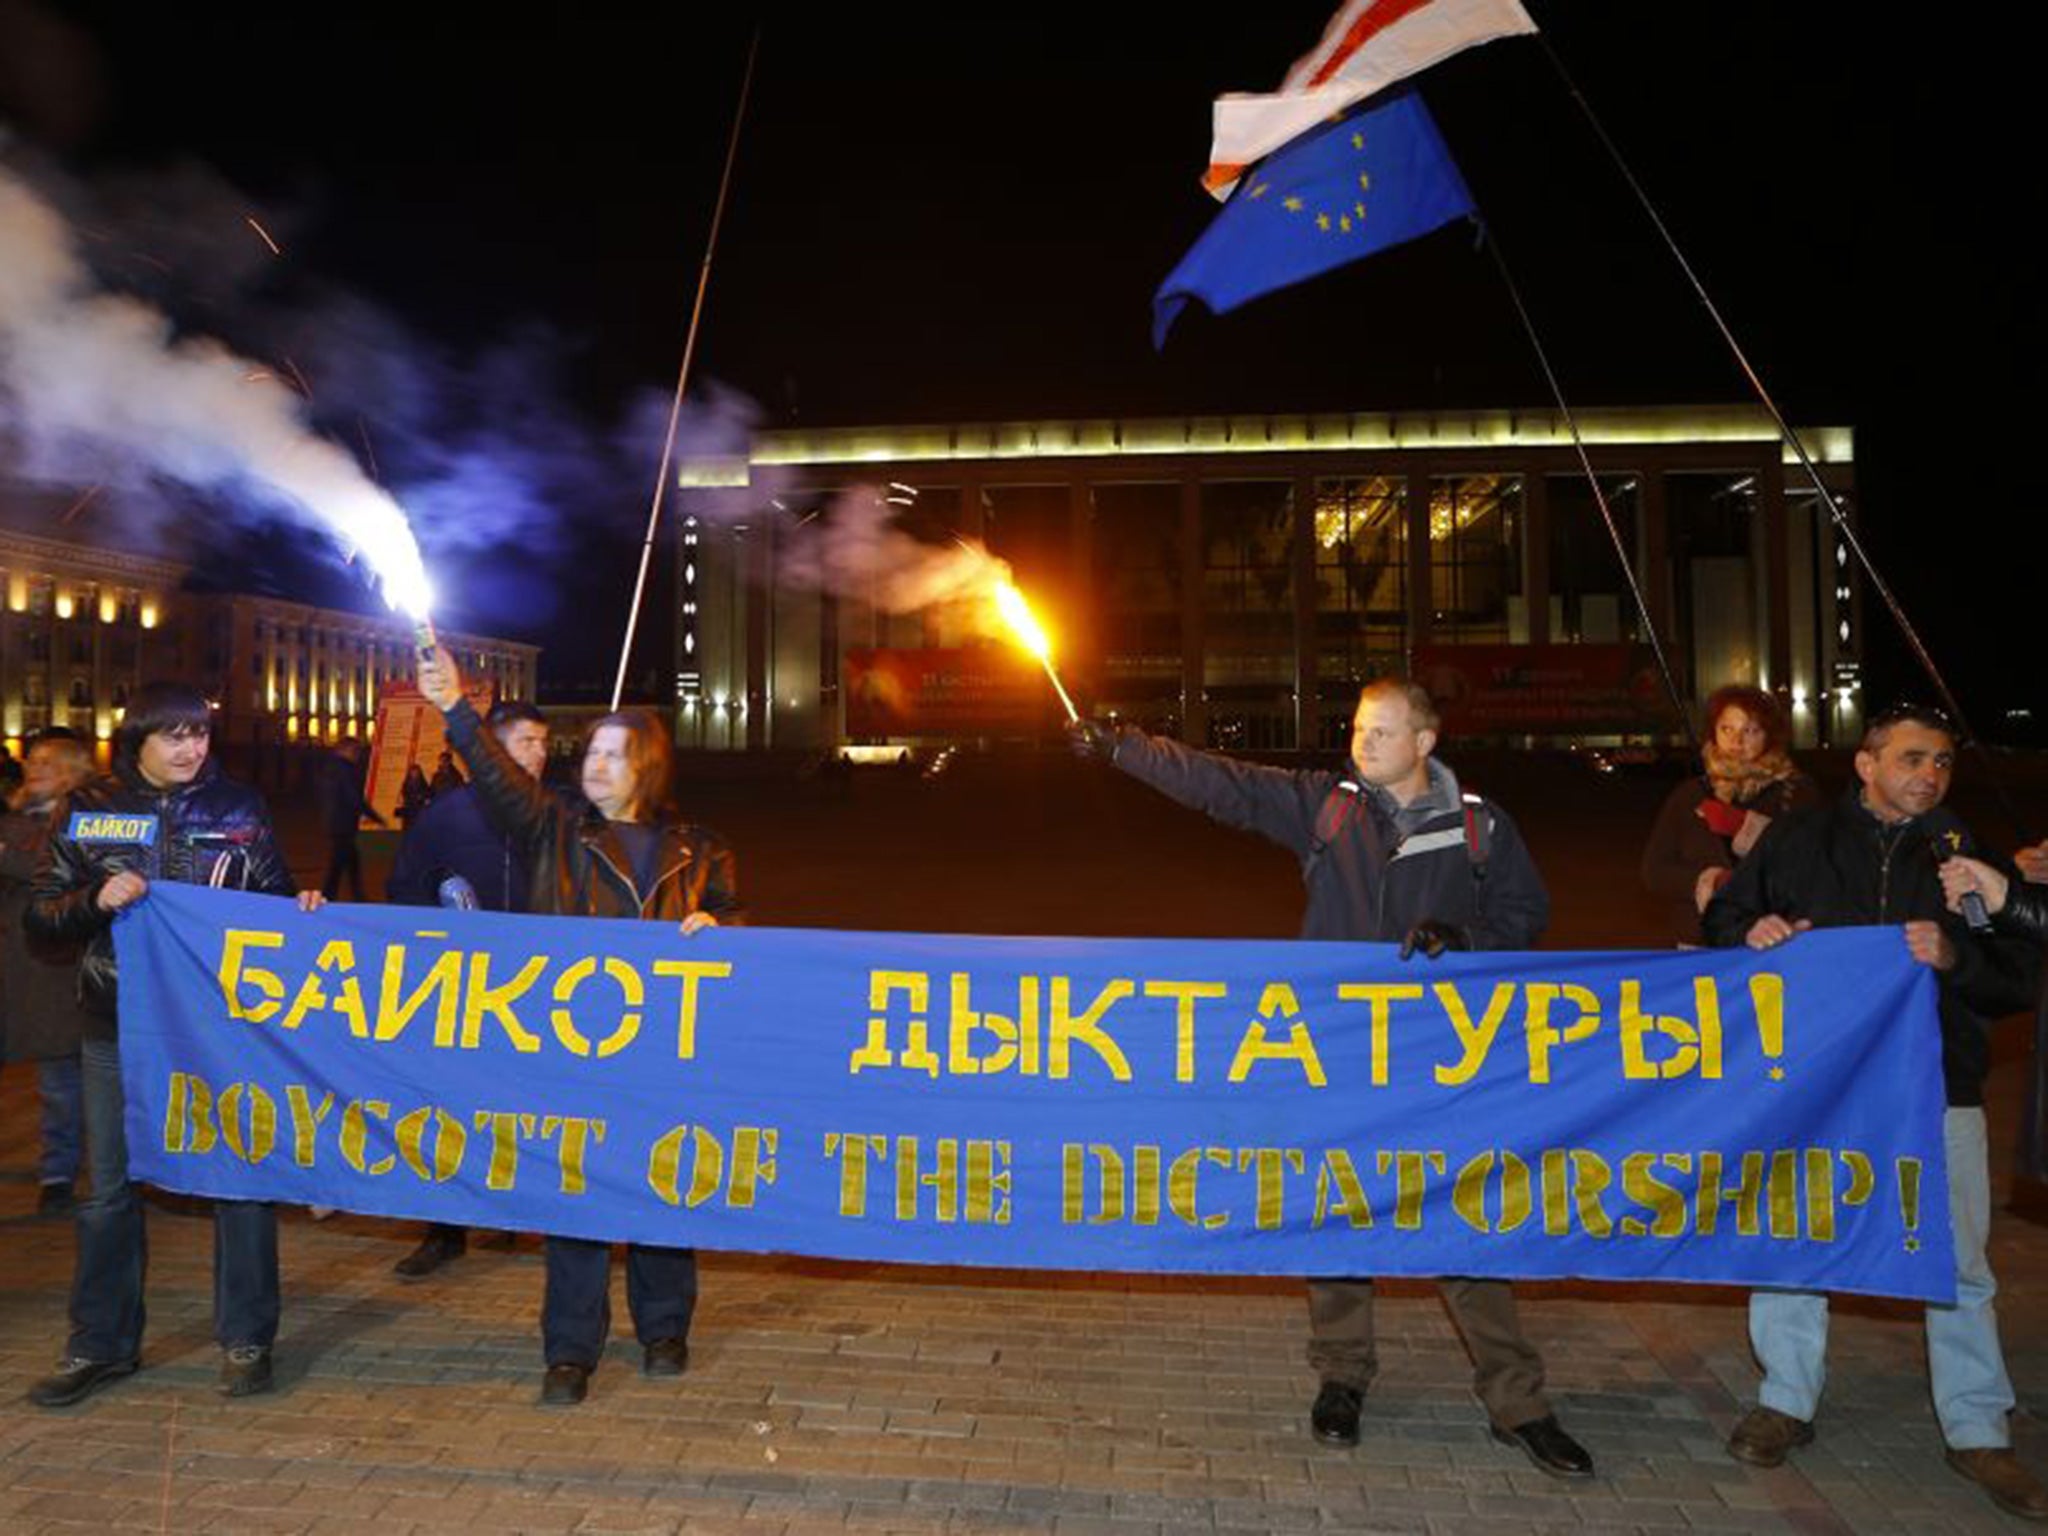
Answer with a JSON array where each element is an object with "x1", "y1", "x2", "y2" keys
[{"x1": 1, "y1": 751, "x2": 2045, "y2": 1533}]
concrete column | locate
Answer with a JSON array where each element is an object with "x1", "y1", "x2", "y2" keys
[
  {"x1": 1522, "y1": 469, "x2": 1551, "y2": 647},
  {"x1": 1293, "y1": 475, "x2": 1319, "y2": 750},
  {"x1": 1760, "y1": 455, "x2": 1792, "y2": 710},
  {"x1": 745, "y1": 520, "x2": 771, "y2": 751},
  {"x1": 1639, "y1": 469, "x2": 1673, "y2": 668},
  {"x1": 1403, "y1": 465, "x2": 1435, "y2": 663},
  {"x1": 1180, "y1": 477, "x2": 1205, "y2": 744}
]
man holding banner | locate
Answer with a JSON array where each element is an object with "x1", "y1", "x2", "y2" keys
[
  {"x1": 1070, "y1": 677, "x2": 1593, "y2": 1479},
  {"x1": 1706, "y1": 702, "x2": 2046, "y2": 1521},
  {"x1": 23, "y1": 682, "x2": 326, "y2": 1408}
]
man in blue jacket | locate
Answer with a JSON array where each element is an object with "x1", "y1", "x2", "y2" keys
[
  {"x1": 382, "y1": 699, "x2": 550, "y2": 1279},
  {"x1": 1070, "y1": 678, "x2": 1590, "y2": 1479}
]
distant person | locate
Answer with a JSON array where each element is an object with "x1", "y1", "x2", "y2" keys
[
  {"x1": 382, "y1": 700, "x2": 551, "y2": 1281},
  {"x1": 418, "y1": 647, "x2": 740, "y2": 1408},
  {"x1": 396, "y1": 764, "x2": 432, "y2": 830},
  {"x1": 0, "y1": 729, "x2": 97, "y2": 1217},
  {"x1": 1067, "y1": 678, "x2": 1592, "y2": 1480},
  {"x1": 1704, "y1": 703, "x2": 2045, "y2": 1520},
  {"x1": 313, "y1": 737, "x2": 385, "y2": 901},
  {"x1": 1640, "y1": 686, "x2": 1818, "y2": 944},
  {"x1": 23, "y1": 682, "x2": 327, "y2": 1409},
  {"x1": 429, "y1": 749, "x2": 465, "y2": 798}
]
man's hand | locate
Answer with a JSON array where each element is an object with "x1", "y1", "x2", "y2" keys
[
  {"x1": 679, "y1": 912, "x2": 718, "y2": 937},
  {"x1": 1398, "y1": 920, "x2": 1466, "y2": 961},
  {"x1": 1693, "y1": 865, "x2": 1732, "y2": 913},
  {"x1": 1066, "y1": 720, "x2": 1118, "y2": 762},
  {"x1": 1939, "y1": 854, "x2": 2009, "y2": 917},
  {"x1": 96, "y1": 871, "x2": 149, "y2": 912},
  {"x1": 296, "y1": 891, "x2": 328, "y2": 913},
  {"x1": 1904, "y1": 919, "x2": 1957, "y2": 971},
  {"x1": 2015, "y1": 839, "x2": 2048, "y2": 886},
  {"x1": 417, "y1": 645, "x2": 463, "y2": 712},
  {"x1": 1744, "y1": 914, "x2": 1811, "y2": 949}
]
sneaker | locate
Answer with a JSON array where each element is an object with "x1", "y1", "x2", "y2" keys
[
  {"x1": 1726, "y1": 1405, "x2": 1814, "y2": 1467},
  {"x1": 540, "y1": 1362, "x2": 590, "y2": 1407},
  {"x1": 1947, "y1": 1448, "x2": 2048, "y2": 1522},
  {"x1": 392, "y1": 1231, "x2": 465, "y2": 1281},
  {"x1": 642, "y1": 1337, "x2": 690, "y2": 1377},
  {"x1": 218, "y1": 1344, "x2": 274, "y2": 1398},
  {"x1": 28, "y1": 1355, "x2": 138, "y2": 1409},
  {"x1": 36, "y1": 1182, "x2": 75, "y2": 1219}
]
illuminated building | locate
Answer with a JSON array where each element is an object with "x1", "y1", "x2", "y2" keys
[{"x1": 673, "y1": 404, "x2": 1858, "y2": 750}]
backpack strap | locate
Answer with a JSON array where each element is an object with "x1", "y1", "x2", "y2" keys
[{"x1": 1461, "y1": 791, "x2": 1491, "y2": 881}]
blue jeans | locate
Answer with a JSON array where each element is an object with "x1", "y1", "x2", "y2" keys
[
  {"x1": 71, "y1": 1037, "x2": 281, "y2": 1363},
  {"x1": 36, "y1": 1055, "x2": 83, "y2": 1185},
  {"x1": 1749, "y1": 1106, "x2": 2014, "y2": 1449},
  {"x1": 542, "y1": 1237, "x2": 697, "y2": 1367}
]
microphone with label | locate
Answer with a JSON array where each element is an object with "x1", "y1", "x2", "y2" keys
[
  {"x1": 435, "y1": 871, "x2": 480, "y2": 912},
  {"x1": 1922, "y1": 808, "x2": 1992, "y2": 933}
]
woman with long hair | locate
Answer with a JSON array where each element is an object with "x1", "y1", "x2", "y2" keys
[
  {"x1": 418, "y1": 647, "x2": 741, "y2": 1407},
  {"x1": 1641, "y1": 685, "x2": 1819, "y2": 945}
]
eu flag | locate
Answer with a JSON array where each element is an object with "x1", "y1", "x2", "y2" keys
[{"x1": 1153, "y1": 91, "x2": 1475, "y2": 348}]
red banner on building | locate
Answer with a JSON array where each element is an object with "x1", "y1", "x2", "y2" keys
[
  {"x1": 844, "y1": 646, "x2": 1044, "y2": 738},
  {"x1": 1412, "y1": 645, "x2": 1671, "y2": 736}
]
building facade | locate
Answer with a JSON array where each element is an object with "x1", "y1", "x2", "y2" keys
[
  {"x1": 671, "y1": 405, "x2": 1859, "y2": 752},
  {"x1": 2, "y1": 522, "x2": 538, "y2": 762}
]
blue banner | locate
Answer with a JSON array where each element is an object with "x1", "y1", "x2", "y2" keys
[{"x1": 116, "y1": 885, "x2": 1953, "y2": 1302}]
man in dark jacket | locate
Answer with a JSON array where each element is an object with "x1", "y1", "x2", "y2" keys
[
  {"x1": 1, "y1": 729, "x2": 97, "y2": 1217},
  {"x1": 22, "y1": 682, "x2": 324, "y2": 1409},
  {"x1": 1704, "y1": 703, "x2": 2045, "y2": 1521},
  {"x1": 381, "y1": 699, "x2": 550, "y2": 1280},
  {"x1": 312, "y1": 737, "x2": 384, "y2": 900},
  {"x1": 1070, "y1": 678, "x2": 1591, "y2": 1479}
]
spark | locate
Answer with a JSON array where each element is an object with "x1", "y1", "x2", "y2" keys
[{"x1": 244, "y1": 215, "x2": 282, "y2": 257}]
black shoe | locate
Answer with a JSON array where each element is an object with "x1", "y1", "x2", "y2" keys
[
  {"x1": 28, "y1": 1356, "x2": 139, "y2": 1408},
  {"x1": 1311, "y1": 1382, "x2": 1364, "y2": 1446},
  {"x1": 36, "y1": 1182, "x2": 75, "y2": 1219},
  {"x1": 1492, "y1": 1414, "x2": 1595, "y2": 1479},
  {"x1": 392, "y1": 1232, "x2": 465, "y2": 1281},
  {"x1": 218, "y1": 1345, "x2": 274, "y2": 1398},
  {"x1": 540, "y1": 1363, "x2": 590, "y2": 1407},
  {"x1": 642, "y1": 1337, "x2": 690, "y2": 1377}
]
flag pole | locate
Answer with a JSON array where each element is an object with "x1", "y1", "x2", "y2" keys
[
  {"x1": 1472, "y1": 215, "x2": 1699, "y2": 755},
  {"x1": 1534, "y1": 39, "x2": 2007, "y2": 787},
  {"x1": 610, "y1": 25, "x2": 762, "y2": 713}
]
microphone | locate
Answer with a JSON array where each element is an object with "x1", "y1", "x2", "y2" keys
[
  {"x1": 1922, "y1": 808, "x2": 1991, "y2": 933},
  {"x1": 435, "y1": 871, "x2": 480, "y2": 911}
]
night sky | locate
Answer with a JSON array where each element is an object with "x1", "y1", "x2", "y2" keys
[{"x1": 1, "y1": 3, "x2": 2033, "y2": 733}]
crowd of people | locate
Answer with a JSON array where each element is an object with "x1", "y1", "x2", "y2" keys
[{"x1": 1, "y1": 664, "x2": 2044, "y2": 1520}]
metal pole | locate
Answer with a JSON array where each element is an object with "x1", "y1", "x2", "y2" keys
[{"x1": 610, "y1": 26, "x2": 762, "y2": 711}]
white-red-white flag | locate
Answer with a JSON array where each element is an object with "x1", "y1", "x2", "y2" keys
[{"x1": 1204, "y1": 0, "x2": 1536, "y2": 199}]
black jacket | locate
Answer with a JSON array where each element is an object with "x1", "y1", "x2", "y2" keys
[
  {"x1": 26, "y1": 758, "x2": 295, "y2": 1032},
  {"x1": 1111, "y1": 731, "x2": 1548, "y2": 949},
  {"x1": 386, "y1": 783, "x2": 531, "y2": 912},
  {"x1": 445, "y1": 700, "x2": 743, "y2": 925},
  {"x1": 1702, "y1": 788, "x2": 2038, "y2": 1105}
]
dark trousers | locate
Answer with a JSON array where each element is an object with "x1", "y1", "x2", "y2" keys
[
  {"x1": 541, "y1": 1237, "x2": 697, "y2": 1367},
  {"x1": 73, "y1": 1038, "x2": 280, "y2": 1362},
  {"x1": 1307, "y1": 1276, "x2": 1550, "y2": 1429},
  {"x1": 321, "y1": 832, "x2": 364, "y2": 900}
]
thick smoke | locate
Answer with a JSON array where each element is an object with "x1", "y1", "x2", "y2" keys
[
  {"x1": 0, "y1": 162, "x2": 429, "y2": 615},
  {"x1": 776, "y1": 484, "x2": 1012, "y2": 620}
]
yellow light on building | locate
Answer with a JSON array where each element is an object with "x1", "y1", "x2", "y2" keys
[
  {"x1": 139, "y1": 601, "x2": 159, "y2": 629},
  {"x1": 287, "y1": 715, "x2": 300, "y2": 740},
  {"x1": 99, "y1": 591, "x2": 118, "y2": 623},
  {"x1": 5, "y1": 575, "x2": 25, "y2": 612},
  {"x1": 54, "y1": 591, "x2": 74, "y2": 620}
]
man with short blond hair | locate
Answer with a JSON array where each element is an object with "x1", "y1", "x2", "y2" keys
[{"x1": 1069, "y1": 678, "x2": 1590, "y2": 1478}]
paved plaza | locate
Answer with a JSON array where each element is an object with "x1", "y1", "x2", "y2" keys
[{"x1": 3, "y1": 750, "x2": 2046, "y2": 1534}]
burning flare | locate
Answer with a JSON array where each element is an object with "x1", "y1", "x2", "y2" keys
[{"x1": 994, "y1": 579, "x2": 1078, "y2": 723}]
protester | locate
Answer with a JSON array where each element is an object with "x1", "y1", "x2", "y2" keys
[
  {"x1": 396, "y1": 764, "x2": 432, "y2": 830},
  {"x1": 312, "y1": 736, "x2": 385, "y2": 901},
  {"x1": 429, "y1": 749, "x2": 465, "y2": 797},
  {"x1": 417, "y1": 646, "x2": 740, "y2": 1407},
  {"x1": 1640, "y1": 685, "x2": 1818, "y2": 945},
  {"x1": 1067, "y1": 678, "x2": 1593, "y2": 1479},
  {"x1": 23, "y1": 682, "x2": 326, "y2": 1408},
  {"x1": 0, "y1": 729, "x2": 97, "y2": 1217},
  {"x1": 381, "y1": 699, "x2": 551, "y2": 1281},
  {"x1": 1704, "y1": 702, "x2": 2045, "y2": 1520}
]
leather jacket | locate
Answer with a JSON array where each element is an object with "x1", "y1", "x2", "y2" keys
[
  {"x1": 444, "y1": 700, "x2": 743, "y2": 925},
  {"x1": 26, "y1": 757, "x2": 295, "y2": 1029}
]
